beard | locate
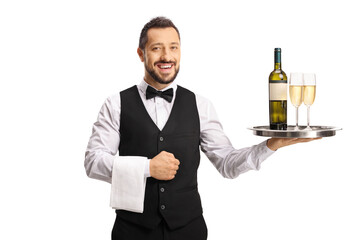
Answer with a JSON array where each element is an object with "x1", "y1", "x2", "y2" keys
[{"x1": 145, "y1": 61, "x2": 180, "y2": 85}]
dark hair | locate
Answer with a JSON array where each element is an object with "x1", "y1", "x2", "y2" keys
[{"x1": 138, "y1": 16, "x2": 180, "y2": 50}]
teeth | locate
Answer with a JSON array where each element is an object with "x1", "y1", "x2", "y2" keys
[{"x1": 160, "y1": 65, "x2": 172, "y2": 69}]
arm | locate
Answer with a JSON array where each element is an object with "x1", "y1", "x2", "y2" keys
[
  {"x1": 197, "y1": 95, "x2": 321, "y2": 179},
  {"x1": 84, "y1": 94, "x2": 122, "y2": 183},
  {"x1": 85, "y1": 93, "x2": 181, "y2": 180},
  {"x1": 197, "y1": 95, "x2": 274, "y2": 179},
  {"x1": 84, "y1": 94, "x2": 148, "y2": 212}
]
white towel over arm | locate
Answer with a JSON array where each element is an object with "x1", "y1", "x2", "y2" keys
[{"x1": 110, "y1": 156, "x2": 148, "y2": 213}]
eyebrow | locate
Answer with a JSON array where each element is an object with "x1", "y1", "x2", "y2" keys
[{"x1": 150, "y1": 42, "x2": 180, "y2": 47}]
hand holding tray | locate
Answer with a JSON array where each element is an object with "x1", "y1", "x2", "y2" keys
[{"x1": 248, "y1": 125, "x2": 342, "y2": 138}]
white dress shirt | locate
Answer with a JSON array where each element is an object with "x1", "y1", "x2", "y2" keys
[{"x1": 85, "y1": 79, "x2": 274, "y2": 212}]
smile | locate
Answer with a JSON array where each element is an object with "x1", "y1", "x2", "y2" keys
[{"x1": 156, "y1": 63, "x2": 174, "y2": 71}]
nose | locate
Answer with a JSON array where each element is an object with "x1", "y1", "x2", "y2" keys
[{"x1": 160, "y1": 47, "x2": 171, "y2": 62}]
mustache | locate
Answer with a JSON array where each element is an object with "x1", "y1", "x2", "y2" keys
[{"x1": 154, "y1": 61, "x2": 176, "y2": 65}]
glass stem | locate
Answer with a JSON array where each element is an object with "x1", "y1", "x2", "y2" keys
[
  {"x1": 296, "y1": 106, "x2": 299, "y2": 129},
  {"x1": 307, "y1": 106, "x2": 311, "y2": 128}
]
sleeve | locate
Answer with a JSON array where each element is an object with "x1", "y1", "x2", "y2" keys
[
  {"x1": 84, "y1": 93, "x2": 148, "y2": 213},
  {"x1": 196, "y1": 95, "x2": 275, "y2": 179}
]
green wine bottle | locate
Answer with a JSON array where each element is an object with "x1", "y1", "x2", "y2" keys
[{"x1": 269, "y1": 48, "x2": 287, "y2": 130}]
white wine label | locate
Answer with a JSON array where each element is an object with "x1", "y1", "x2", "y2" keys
[{"x1": 270, "y1": 83, "x2": 287, "y2": 100}]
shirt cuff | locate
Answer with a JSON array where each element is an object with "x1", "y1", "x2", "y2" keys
[
  {"x1": 144, "y1": 159, "x2": 151, "y2": 178},
  {"x1": 258, "y1": 139, "x2": 276, "y2": 160},
  {"x1": 110, "y1": 156, "x2": 147, "y2": 213},
  {"x1": 264, "y1": 139, "x2": 276, "y2": 153}
]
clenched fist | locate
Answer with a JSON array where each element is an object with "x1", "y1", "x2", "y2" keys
[{"x1": 150, "y1": 151, "x2": 180, "y2": 180}]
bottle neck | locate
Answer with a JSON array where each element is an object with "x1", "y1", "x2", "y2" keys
[{"x1": 274, "y1": 50, "x2": 281, "y2": 69}]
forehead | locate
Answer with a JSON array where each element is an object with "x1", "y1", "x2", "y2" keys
[{"x1": 146, "y1": 27, "x2": 180, "y2": 46}]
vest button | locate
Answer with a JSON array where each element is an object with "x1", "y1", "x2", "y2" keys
[
  {"x1": 159, "y1": 137, "x2": 164, "y2": 142},
  {"x1": 160, "y1": 205, "x2": 166, "y2": 210},
  {"x1": 160, "y1": 187, "x2": 165, "y2": 192}
]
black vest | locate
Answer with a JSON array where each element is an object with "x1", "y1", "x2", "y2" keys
[{"x1": 116, "y1": 85, "x2": 202, "y2": 230}]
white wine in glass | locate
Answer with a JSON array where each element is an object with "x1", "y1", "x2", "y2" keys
[
  {"x1": 303, "y1": 73, "x2": 316, "y2": 130},
  {"x1": 289, "y1": 73, "x2": 303, "y2": 130},
  {"x1": 303, "y1": 85, "x2": 316, "y2": 106}
]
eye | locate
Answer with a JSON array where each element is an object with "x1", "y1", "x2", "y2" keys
[
  {"x1": 171, "y1": 46, "x2": 178, "y2": 50},
  {"x1": 152, "y1": 47, "x2": 160, "y2": 51}
]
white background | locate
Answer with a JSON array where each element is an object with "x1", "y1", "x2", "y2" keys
[{"x1": 1, "y1": 0, "x2": 359, "y2": 239}]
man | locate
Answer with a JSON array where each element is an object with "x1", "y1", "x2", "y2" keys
[{"x1": 85, "y1": 16, "x2": 318, "y2": 240}]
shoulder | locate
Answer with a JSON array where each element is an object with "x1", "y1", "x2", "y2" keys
[
  {"x1": 120, "y1": 85, "x2": 137, "y2": 93},
  {"x1": 177, "y1": 85, "x2": 215, "y2": 116},
  {"x1": 176, "y1": 85, "x2": 213, "y2": 109},
  {"x1": 176, "y1": 85, "x2": 194, "y2": 96},
  {"x1": 106, "y1": 85, "x2": 139, "y2": 111},
  {"x1": 106, "y1": 92, "x2": 120, "y2": 105},
  {"x1": 100, "y1": 92, "x2": 121, "y2": 115},
  {"x1": 177, "y1": 85, "x2": 210, "y2": 103},
  {"x1": 195, "y1": 93, "x2": 216, "y2": 118},
  {"x1": 120, "y1": 85, "x2": 138, "y2": 97},
  {"x1": 194, "y1": 93, "x2": 212, "y2": 107}
]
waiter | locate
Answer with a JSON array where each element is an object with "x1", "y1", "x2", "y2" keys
[{"x1": 85, "y1": 16, "x2": 319, "y2": 240}]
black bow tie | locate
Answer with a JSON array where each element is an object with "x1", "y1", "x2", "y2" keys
[{"x1": 146, "y1": 86, "x2": 174, "y2": 103}]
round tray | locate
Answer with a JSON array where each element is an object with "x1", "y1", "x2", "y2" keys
[{"x1": 248, "y1": 125, "x2": 342, "y2": 138}]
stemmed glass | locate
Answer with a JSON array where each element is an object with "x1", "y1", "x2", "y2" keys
[
  {"x1": 303, "y1": 73, "x2": 316, "y2": 130},
  {"x1": 289, "y1": 73, "x2": 304, "y2": 130}
]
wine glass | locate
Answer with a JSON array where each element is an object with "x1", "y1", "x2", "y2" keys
[
  {"x1": 289, "y1": 73, "x2": 304, "y2": 130},
  {"x1": 303, "y1": 73, "x2": 316, "y2": 130}
]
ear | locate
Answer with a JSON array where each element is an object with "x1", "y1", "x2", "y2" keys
[{"x1": 137, "y1": 48, "x2": 145, "y2": 62}]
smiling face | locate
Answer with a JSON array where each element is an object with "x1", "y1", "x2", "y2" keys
[{"x1": 137, "y1": 27, "x2": 181, "y2": 89}]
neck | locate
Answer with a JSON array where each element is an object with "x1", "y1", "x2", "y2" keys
[{"x1": 144, "y1": 74, "x2": 172, "y2": 90}]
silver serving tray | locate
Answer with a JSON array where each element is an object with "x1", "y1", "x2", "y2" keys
[{"x1": 248, "y1": 125, "x2": 342, "y2": 138}]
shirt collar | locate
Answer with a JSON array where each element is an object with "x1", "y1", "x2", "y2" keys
[{"x1": 138, "y1": 78, "x2": 177, "y2": 96}]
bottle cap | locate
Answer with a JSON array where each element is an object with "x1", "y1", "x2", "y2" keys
[{"x1": 275, "y1": 48, "x2": 281, "y2": 52}]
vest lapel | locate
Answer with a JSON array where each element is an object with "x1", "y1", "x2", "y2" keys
[{"x1": 133, "y1": 85, "x2": 180, "y2": 133}]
